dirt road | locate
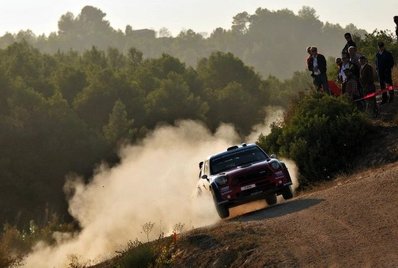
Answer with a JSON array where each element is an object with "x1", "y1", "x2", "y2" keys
[{"x1": 173, "y1": 162, "x2": 398, "y2": 267}]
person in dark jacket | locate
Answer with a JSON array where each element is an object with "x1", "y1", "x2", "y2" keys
[
  {"x1": 359, "y1": 55, "x2": 378, "y2": 115},
  {"x1": 342, "y1": 33, "x2": 357, "y2": 54},
  {"x1": 306, "y1": 46, "x2": 314, "y2": 77},
  {"x1": 376, "y1": 41, "x2": 395, "y2": 103},
  {"x1": 394, "y1": 16, "x2": 398, "y2": 41},
  {"x1": 308, "y1": 46, "x2": 330, "y2": 94}
]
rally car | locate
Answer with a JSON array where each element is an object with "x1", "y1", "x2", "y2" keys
[{"x1": 197, "y1": 143, "x2": 293, "y2": 218}]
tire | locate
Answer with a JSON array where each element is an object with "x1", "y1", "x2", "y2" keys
[
  {"x1": 282, "y1": 186, "x2": 293, "y2": 200},
  {"x1": 212, "y1": 190, "x2": 230, "y2": 219},
  {"x1": 215, "y1": 203, "x2": 229, "y2": 219},
  {"x1": 265, "y1": 194, "x2": 277, "y2": 205}
]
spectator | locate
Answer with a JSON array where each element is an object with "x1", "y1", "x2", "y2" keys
[
  {"x1": 394, "y1": 16, "x2": 398, "y2": 41},
  {"x1": 342, "y1": 33, "x2": 357, "y2": 54},
  {"x1": 340, "y1": 52, "x2": 358, "y2": 94},
  {"x1": 344, "y1": 69, "x2": 362, "y2": 110},
  {"x1": 335, "y1": 57, "x2": 343, "y2": 83},
  {"x1": 359, "y1": 55, "x2": 378, "y2": 115},
  {"x1": 348, "y1": 46, "x2": 361, "y2": 69},
  {"x1": 309, "y1": 47, "x2": 330, "y2": 94},
  {"x1": 306, "y1": 46, "x2": 314, "y2": 77},
  {"x1": 376, "y1": 41, "x2": 395, "y2": 103},
  {"x1": 348, "y1": 46, "x2": 362, "y2": 95}
]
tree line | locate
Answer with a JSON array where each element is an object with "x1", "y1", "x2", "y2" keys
[{"x1": 0, "y1": 6, "x2": 367, "y2": 79}]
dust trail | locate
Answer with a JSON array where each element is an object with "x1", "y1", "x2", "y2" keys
[
  {"x1": 23, "y1": 108, "x2": 298, "y2": 267},
  {"x1": 245, "y1": 106, "x2": 284, "y2": 143},
  {"x1": 23, "y1": 121, "x2": 239, "y2": 267}
]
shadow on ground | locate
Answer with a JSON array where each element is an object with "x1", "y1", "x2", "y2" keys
[{"x1": 232, "y1": 198, "x2": 324, "y2": 222}]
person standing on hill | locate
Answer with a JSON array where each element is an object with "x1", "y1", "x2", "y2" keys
[
  {"x1": 359, "y1": 55, "x2": 378, "y2": 115},
  {"x1": 376, "y1": 41, "x2": 395, "y2": 103},
  {"x1": 394, "y1": 16, "x2": 398, "y2": 41},
  {"x1": 308, "y1": 47, "x2": 330, "y2": 94},
  {"x1": 306, "y1": 46, "x2": 314, "y2": 77},
  {"x1": 342, "y1": 33, "x2": 357, "y2": 54},
  {"x1": 335, "y1": 57, "x2": 343, "y2": 83},
  {"x1": 344, "y1": 69, "x2": 360, "y2": 102},
  {"x1": 340, "y1": 52, "x2": 358, "y2": 94}
]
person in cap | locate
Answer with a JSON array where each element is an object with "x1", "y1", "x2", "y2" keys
[{"x1": 375, "y1": 41, "x2": 395, "y2": 103}]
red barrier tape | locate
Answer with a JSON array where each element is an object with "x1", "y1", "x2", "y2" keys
[{"x1": 355, "y1": 85, "x2": 397, "y2": 102}]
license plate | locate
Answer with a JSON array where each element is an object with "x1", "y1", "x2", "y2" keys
[{"x1": 241, "y1": 184, "x2": 256, "y2": 191}]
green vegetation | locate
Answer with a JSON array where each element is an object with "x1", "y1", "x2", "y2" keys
[
  {"x1": 0, "y1": 215, "x2": 75, "y2": 267},
  {"x1": 257, "y1": 92, "x2": 371, "y2": 186},
  {"x1": 0, "y1": 5, "x2": 367, "y2": 79}
]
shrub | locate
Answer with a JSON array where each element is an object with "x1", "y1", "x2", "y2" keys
[
  {"x1": 117, "y1": 240, "x2": 156, "y2": 268},
  {"x1": 257, "y1": 92, "x2": 371, "y2": 185}
]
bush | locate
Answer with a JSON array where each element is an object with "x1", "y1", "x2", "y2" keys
[
  {"x1": 117, "y1": 240, "x2": 156, "y2": 268},
  {"x1": 257, "y1": 92, "x2": 371, "y2": 185}
]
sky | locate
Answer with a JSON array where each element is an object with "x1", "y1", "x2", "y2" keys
[{"x1": 0, "y1": 0, "x2": 397, "y2": 37}]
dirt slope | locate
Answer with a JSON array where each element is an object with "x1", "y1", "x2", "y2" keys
[
  {"x1": 170, "y1": 100, "x2": 398, "y2": 267},
  {"x1": 172, "y1": 162, "x2": 398, "y2": 267}
]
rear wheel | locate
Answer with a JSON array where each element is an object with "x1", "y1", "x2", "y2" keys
[
  {"x1": 265, "y1": 194, "x2": 277, "y2": 205},
  {"x1": 282, "y1": 186, "x2": 293, "y2": 200}
]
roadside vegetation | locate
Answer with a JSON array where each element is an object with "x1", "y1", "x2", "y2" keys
[{"x1": 257, "y1": 92, "x2": 371, "y2": 186}]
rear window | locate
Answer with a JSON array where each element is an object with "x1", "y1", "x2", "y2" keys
[{"x1": 210, "y1": 146, "x2": 268, "y2": 175}]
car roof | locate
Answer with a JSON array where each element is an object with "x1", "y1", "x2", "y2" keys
[{"x1": 206, "y1": 143, "x2": 259, "y2": 160}]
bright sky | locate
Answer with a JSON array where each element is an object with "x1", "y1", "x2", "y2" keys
[{"x1": 0, "y1": 0, "x2": 397, "y2": 36}]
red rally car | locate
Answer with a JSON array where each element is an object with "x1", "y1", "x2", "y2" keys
[{"x1": 197, "y1": 143, "x2": 293, "y2": 218}]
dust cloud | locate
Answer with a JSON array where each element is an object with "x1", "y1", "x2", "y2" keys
[{"x1": 23, "y1": 109, "x2": 298, "y2": 267}]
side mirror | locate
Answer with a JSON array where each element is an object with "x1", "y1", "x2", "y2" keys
[
  {"x1": 201, "y1": 175, "x2": 208, "y2": 180},
  {"x1": 270, "y1": 154, "x2": 276, "y2": 159}
]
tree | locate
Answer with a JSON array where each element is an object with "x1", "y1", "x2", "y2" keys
[
  {"x1": 298, "y1": 6, "x2": 318, "y2": 20},
  {"x1": 53, "y1": 65, "x2": 87, "y2": 104},
  {"x1": 158, "y1": 27, "x2": 172, "y2": 38},
  {"x1": 103, "y1": 100, "x2": 132, "y2": 143},
  {"x1": 232, "y1": 12, "x2": 250, "y2": 34},
  {"x1": 58, "y1": 12, "x2": 75, "y2": 34},
  {"x1": 145, "y1": 73, "x2": 207, "y2": 127}
]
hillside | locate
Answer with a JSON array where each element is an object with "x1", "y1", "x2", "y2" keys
[
  {"x1": 93, "y1": 98, "x2": 398, "y2": 267},
  {"x1": 170, "y1": 162, "x2": 398, "y2": 267}
]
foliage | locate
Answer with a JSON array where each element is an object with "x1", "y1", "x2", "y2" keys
[
  {"x1": 116, "y1": 236, "x2": 175, "y2": 268},
  {"x1": 0, "y1": 5, "x2": 368, "y2": 79},
  {"x1": 142, "y1": 222, "x2": 155, "y2": 243},
  {"x1": 118, "y1": 242, "x2": 155, "y2": 268},
  {"x1": 357, "y1": 30, "x2": 398, "y2": 64},
  {"x1": 257, "y1": 92, "x2": 371, "y2": 185},
  {"x1": 0, "y1": 215, "x2": 75, "y2": 267}
]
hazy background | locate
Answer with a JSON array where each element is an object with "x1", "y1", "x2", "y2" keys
[{"x1": 1, "y1": 0, "x2": 397, "y2": 36}]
